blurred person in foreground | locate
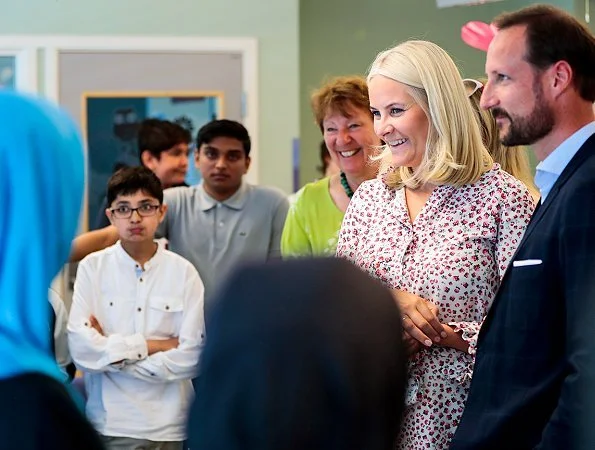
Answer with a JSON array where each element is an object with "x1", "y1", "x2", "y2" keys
[
  {"x1": 0, "y1": 91, "x2": 104, "y2": 449},
  {"x1": 187, "y1": 258, "x2": 407, "y2": 450}
]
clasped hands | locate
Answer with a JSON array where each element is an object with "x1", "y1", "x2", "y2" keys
[
  {"x1": 88, "y1": 315, "x2": 179, "y2": 355},
  {"x1": 391, "y1": 290, "x2": 465, "y2": 356}
]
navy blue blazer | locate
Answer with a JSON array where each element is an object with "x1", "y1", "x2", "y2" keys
[{"x1": 451, "y1": 134, "x2": 595, "y2": 449}]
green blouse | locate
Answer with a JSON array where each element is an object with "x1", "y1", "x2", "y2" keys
[{"x1": 281, "y1": 177, "x2": 345, "y2": 257}]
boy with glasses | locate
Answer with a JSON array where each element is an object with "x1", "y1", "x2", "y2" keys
[
  {"x1": 68, "y1": 166, "x2": 205, "y2": 450},
  {"x1": 73, "y1": 120, "x2": 289, "y2": 322},
  {"x1": 93, "y1": 118, "x2": 191, "y2": 230}
]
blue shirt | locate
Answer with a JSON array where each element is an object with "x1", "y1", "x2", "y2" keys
[{"x1": 534, "y1": 121, "x2": 595, "y2": 202}]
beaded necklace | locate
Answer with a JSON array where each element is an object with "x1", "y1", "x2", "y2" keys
[{"x1": 340, "y1": 172, "x2": 354, "y2": 199}]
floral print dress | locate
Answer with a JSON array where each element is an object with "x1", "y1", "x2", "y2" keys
[{"x1": 336, "y1": 165, "x2": 534, "y2": 449}]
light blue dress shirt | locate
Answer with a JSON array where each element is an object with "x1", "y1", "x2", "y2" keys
[{"x1": 534, "y1": 121, "x2": 595, "y2": 202}]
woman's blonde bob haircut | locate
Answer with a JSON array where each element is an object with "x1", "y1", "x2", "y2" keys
[{"x1": 367, "y1": 40, "x2": 493, "y2": 189}]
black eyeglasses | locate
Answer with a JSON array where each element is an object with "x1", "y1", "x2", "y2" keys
[{"x1": 110, "y1": 204, "x2": 160, "y2": 219}]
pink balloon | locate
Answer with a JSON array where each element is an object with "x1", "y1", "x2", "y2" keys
[{"x1": 461, "y1": 21, "x2": 497, "y2": 52}]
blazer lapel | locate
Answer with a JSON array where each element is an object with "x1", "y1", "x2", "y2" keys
[
  {"x1": 480, "y1": 134, "x2": 595, "y2": 339},
  {"x1": 517, "y1": 134, "x2": 595, "y2": 246}
]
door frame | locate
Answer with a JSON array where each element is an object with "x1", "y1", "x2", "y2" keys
[{"x1": 0, "y1": 44, "x2": 37, "y2": 93}]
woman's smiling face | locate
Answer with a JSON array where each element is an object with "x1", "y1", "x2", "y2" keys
[
  {"x1": 368, "y1": 75, "x2": 429, "y2": 169},
  {"x1": 322, "y1": 105, "x2": 380, "y2": 177}
]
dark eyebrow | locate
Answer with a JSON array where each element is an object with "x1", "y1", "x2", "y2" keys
[
  {"x1": 115, "y1": 198, "x2": 153, "y2": 206},
  {"x1": 205, "y1": 145, "x2": 244, "y2": 154}
]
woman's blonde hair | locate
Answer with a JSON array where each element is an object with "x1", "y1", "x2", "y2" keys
[
  {"x1": 367, "y1": 40, "x2": 493, "y2": 189},
  {"x1": 465, "y1": 78, "x2": 540, "y2": 201}
]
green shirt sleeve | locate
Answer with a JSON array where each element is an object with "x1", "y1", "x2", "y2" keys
[{"x1": 281, "y1": 187, "x2": 312, "y2": 258}]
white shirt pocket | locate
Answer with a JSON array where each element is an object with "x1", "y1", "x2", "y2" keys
[{"x1": 146, "y1": 296, "x2": 184, "y2": 338}]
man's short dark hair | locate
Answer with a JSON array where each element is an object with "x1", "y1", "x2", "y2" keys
[
  {"x1": 106, "y1": 166, "x2": 163, "y2": 206},
  {"x1": 138, "y1": 118, "x2": 191, "y2": 162},
  {"x1": 494, "y1": 4, "x2": 595, "y2": 101},
  {"x1": 196, "y1": 119, "x2": 251, "y2": 156}
]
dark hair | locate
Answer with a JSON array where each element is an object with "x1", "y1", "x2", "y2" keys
[
  {"x1": 106, "y1": 166, "x2": 163, "y2": 206},
  {"x1": 196, "y1": 119, "x2": 251, "y2": 156},
  {"x1": 189, "y1": 258, "x2": 406, "y2": 450},
  {"x1": 137, "y1": 118, "x2": 191, "y2": 163},
  {"x1": 494, "y1": 4, "x2": 595, "y2": 101},
  {"x1": 317, "y1": 141, "x2": 331, "y2": 176}
]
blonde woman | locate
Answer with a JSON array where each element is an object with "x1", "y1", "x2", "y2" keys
[
  {"x1": 464, "y1": 78, "x2": 540, "y2": 202},
  {"x1": 336, "y1": 41, "x2": 535, "y2": 449}
]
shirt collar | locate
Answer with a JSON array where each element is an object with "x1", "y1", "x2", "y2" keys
[
  {"x1": 536, "y1": 121, "x2": 595, "y2": 176},
  {"x1": 115, "y1": 240, "x2": 163, "y2": 271},
  {"x1": 196, "y1": 181, "x2": 249, "y2": 211}
]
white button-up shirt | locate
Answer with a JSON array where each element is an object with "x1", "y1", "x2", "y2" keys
[{"x1": 68, "y1": 242, "x2": 205, "y2": 441}]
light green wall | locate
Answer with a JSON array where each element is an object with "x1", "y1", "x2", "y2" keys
[
  {"x1": 0, "y1": 0, "x2": 299, "y2": 193},
  {"x1": 299, "y1": 0, "x2": 574, "y2": 185}
]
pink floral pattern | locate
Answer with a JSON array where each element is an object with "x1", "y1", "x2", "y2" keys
[{"x1": 336, "y1": 165, "x2": 534, "y2": 449}]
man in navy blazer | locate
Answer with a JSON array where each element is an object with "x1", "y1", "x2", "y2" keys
[{"x1": 451, "y1": 5, "x2": 595, "y2": 449}]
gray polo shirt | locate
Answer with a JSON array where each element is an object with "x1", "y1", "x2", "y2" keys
[{"x1": 159, "y1": 182, "x2": 289, "y2": 306}]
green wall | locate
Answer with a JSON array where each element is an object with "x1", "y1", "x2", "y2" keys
[
  {"x1": 575, "y1": 0, "x2": 595, "y2": 31},
  {"x1": 299, "y1": 0, "x2": 574, "y2": 186},
  {"x1": 0, "y1": 0, "x2": 299, "y2": 193}
]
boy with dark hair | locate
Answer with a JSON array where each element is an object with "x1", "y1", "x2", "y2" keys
[
  {"x1": 139, "y1": 118, "x2": 191, "y2": 189},
  {"x1": 74, "y1": 120, "x2": 289, "y2": 320},
  {"x1": 68, "y1": 166, "x2": 205, "y2": 450},
  {"x1": 93, "y1": 118, "x2": 191, "y2": 229}
]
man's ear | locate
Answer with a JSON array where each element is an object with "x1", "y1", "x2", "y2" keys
[
  {"x1": 158, "y1": 203, "x2": 168, "y2": 224},
  {"x1": 550, "y1": 60, "x2": 573, "y2": 98},
  {"x1": 141, "y1": 150, "x2": 157, "y2": 170},
  {"x1": 244, "y1": 156, "x2": 251, "y2": 174},
  {"x1": 105, "y1": 208, "x2": 115, "y2": 226}
]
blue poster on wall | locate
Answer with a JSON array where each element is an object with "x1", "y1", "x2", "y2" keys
[{"x1": 85, "y1": 93, "x2": 221, "y2": 230}]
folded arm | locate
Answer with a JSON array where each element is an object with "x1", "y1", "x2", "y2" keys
[
  {"x1": 67, "y1": 261, "x2": 148, "y2": 372},
  {"x1": 120, "y1": 268, "x2": 206, "y2": 383}
]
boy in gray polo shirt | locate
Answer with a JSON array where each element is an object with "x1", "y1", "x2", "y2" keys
[{"x1": 71, "y1": 120, "x2": 289, "y2": 312}]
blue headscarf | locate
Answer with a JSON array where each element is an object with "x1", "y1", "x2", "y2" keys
[{"x1": 0, "y1": 91, "x2": 84, "y2": 381}]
